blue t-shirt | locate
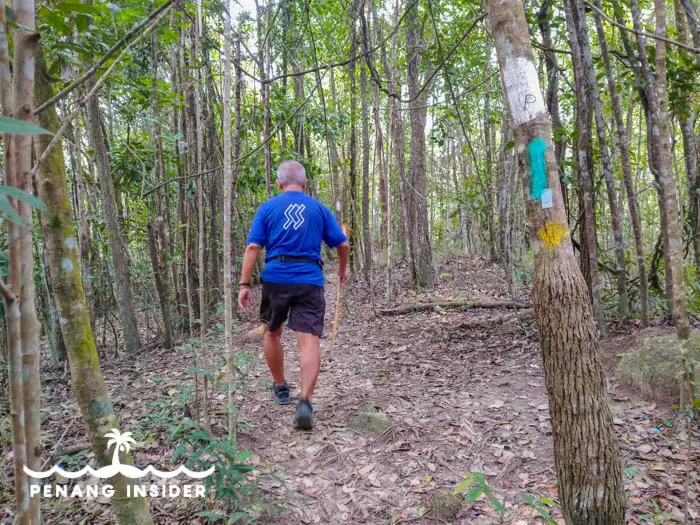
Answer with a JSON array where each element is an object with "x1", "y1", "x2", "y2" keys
[{"x1": 246, "y1": 191, "x2": 347, "y2": 287}]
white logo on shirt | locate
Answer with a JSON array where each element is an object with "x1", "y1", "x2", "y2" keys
[{"x1": 283, "y1": 204, "x2": 306, "y2": 230}]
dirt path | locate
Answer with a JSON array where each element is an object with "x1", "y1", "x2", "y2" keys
[
  {"x1": 5, "y1": 259, "x2": 697, "y2": 524},
  {"x1": 234, "y1": 259, "x2": 697, "y2": 524}
]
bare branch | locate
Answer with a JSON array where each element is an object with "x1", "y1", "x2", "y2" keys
[{"x1": 585, "y1": 0, "x2": 700, "y2": 54}]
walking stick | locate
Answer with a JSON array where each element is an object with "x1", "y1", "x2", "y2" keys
[{"x1": 329, "y1": 224, "x2": 349, "y2": 362}]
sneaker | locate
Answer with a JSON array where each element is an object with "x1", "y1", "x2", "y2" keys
[
  {"x1": 271, "y1": 383, "x2": 290, "y2": 405},
  {"x1": 294, "y1": 399, "x2": 313, "y2": 430}
]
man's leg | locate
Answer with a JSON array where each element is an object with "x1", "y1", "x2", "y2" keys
[
  {"x1": 296, "y1": 332, "x2": 320, "y2": 400},
  {"x1": 264, "y1": 326, "x2": 286, "y2": 386}
]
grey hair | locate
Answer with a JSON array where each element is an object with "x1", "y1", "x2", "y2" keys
[{"x1": 276, "y1": 160, "x2": 307, "y2": 188}]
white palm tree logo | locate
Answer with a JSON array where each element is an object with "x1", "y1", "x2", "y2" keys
[
  {"x1": 24, "y1": 428, "x2": 215, "y2": 480},
  {"x1": 105, "y1": 429, "x2": 136, "y2": 467}
]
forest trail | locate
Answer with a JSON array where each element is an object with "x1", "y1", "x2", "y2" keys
[{"x1": 30, "y1": 259, "x2": 697, "y2": 524}]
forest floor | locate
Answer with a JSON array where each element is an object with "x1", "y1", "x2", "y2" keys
[{"x1": 2, "y1": 258, "x2": 699, "y2": 524}]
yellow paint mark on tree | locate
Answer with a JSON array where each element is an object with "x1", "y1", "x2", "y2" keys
[{"x1": 538, "y1": 221, "x2": 568, "y2": 250}]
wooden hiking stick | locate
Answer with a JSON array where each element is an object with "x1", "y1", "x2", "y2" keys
[{"x1": 329, "y1": 224, "x2": 349, "y2": 361}]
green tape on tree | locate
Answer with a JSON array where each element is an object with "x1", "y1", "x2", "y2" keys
[{"x1": 528, "y1": 138, "x2": 548, "y2": 200}]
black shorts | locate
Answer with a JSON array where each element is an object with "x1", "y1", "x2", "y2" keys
[{"x1": 260, "y1": 282, "x2": 326, "y2": 336}]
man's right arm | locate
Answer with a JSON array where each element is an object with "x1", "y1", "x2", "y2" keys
[{"x1": 238, "y1": 243, "x2": 261, "y2": 310}]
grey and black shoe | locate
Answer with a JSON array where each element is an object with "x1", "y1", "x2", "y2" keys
[
  {"x1": 294, "y1": 399, "x2": 313, "y2": 430},
  {"x1": 271, "y1": 383, "x2": 290, "y2": 405}
]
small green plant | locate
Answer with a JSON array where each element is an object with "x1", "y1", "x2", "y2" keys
[
  {"x1": 452, "y1": 472, "x2": 505, "y2": 521},
  {"x1": 520, "y1": 493, "x2": 558, "y2": 525},
  {"x1": 171, "y1": 420, "x2": 278, "y2": 523},
  {"x1": 639, "y1": 500, "x2": 674, "y2": 523}
]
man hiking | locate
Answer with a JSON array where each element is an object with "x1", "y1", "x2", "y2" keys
[{"x1": 238, "y1": 160, "x2": 350, "y2": 430}]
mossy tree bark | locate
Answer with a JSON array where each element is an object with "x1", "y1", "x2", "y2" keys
[
  {"x1": 34, "y1": 50, "x2": 154, "y2": 525},
  {"x1": 487, "y1": 0, "x2": 626, "y2": 522}
]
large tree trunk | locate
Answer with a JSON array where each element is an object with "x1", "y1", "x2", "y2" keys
[
  {"x1": 85, "y1": 82, "x2": 141, "y2": 353},
  {"x1": 592, "y1": 0, "x2": 648, "y2": 325},
  {"x1": 487, "y1": 1, "x2": 626, "y2": 523},
  {"x1": 405, "y1": 1, "x2": 433, "y2": 288},
  {"x1": 35, "y1": 50, "x2": 154, "y2": 525},
  {"x1": 563, "y1": 0, "x2": 608, "y2": 336}
]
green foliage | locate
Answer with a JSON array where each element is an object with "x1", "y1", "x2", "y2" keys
[
  {"x1": 0, "y1": 115, "x2": 52, "y2": 136},
  {"x1": 639, "y1": 500, "x2": 675, "y2": 523},
  {"x1": 521, "y1": 493, "x2": 558, "y2": 525},
  {"x1": 452, "y1": 472, "x2": 505, "y2": 521},
  {"x1": 0, "y1": 186, "x2": 48, "y2": 227}
]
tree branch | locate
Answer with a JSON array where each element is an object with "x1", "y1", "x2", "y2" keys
[
  {"x1": 31, "y1": 4, "x2": 173, "y2": 178},
  {"x1": 34, "y1": 0, "x2": 175, "y2": 115},
  {"x1": 0, "y1": 274, "x2": 16, "y2": 303},
  {"x1": 263, "y1": 0, "x2": 420, "y2": 84},
  {"x1": 585, "y1": 0, "x2": 700, "y2": 54}
]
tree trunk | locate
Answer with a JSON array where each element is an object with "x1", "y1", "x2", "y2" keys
[
  {"x1": 570, "y1": 0, "x2": 629, "y2": 320},
  {"x1": 223, "y1": 0, "x2": 236, "y2": 437},
  {"x1": 360, "y1": 11, "x2": 372, "y2": 282},
  {"x1": 631, "y1": 0, "x2": 689, "y2": 341},
  {"x1": 12, "y1": 2, "x2": 42, "y2": 519},
  {"x1": 35, "y1": 50, "x2": 154, "y2": 525},
  {"x1": 537, "y1": 0, "x2": 569, "y2": 218},
  {"x1": 563, "y1": 0, "x2": 608, "y2": 336},
  {"x1": 150, "y1": 25, "x2": 173, "y2": 349},
  {"x1": 592, "y1": 0, "x2": 648, "y2": 325},
  {"x1": 85, "y1": 81, "x2": 141, "y2": 353},
  {"x1": 487, "y1": 1, "x2": 626, "y2": 522},
  {"x1": 406, "y1": 1, "x2": 433, "y2": 288},
  {"x1": 193, "y1": 9, "x2": 210, "y2": 433},
  {"x1": 1, "y1": 5, "x2": 30, "y2": 504}
]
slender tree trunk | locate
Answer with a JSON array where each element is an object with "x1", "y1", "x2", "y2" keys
[
  {"x1": 675, "y1": 0, "x2": 700, "y2": 272},
  {"x1": 406, "y1": 1, "x2": 433, "y2": 288},
  {"x1": 537, "y1": 0, "x2": 569, "y2": 218},
  {"x1": 488, "y1": 1, "x2": 626, "y2": 522},
  {"x1": 231, "y1": 38, "x2": 243, "y2": 289},
  {"x1": 35, "y1": 49, "x2": 154, "y2": 525},
  {"x1": 347, "y1": 3, "x2": 359, "y2": 269},
  {"x1": 223, "y1": 0, "x2": 236, "y2": 437},
  {"x1": 631, "y1": 0, "x2": 689, "y2": 342},
  {"x1": 193, "y1": 8, "x2": 210, "y2": 433},
  {"x1": 360, "y1": 11, "x2": 372, "y2": 282},
  {"x1": 85, "y1": 82, "x2": 141, "y2": 353},
  {"x1": 150, "y1": 25, "x2": 173, "y2": 349},
  {"x1": 258, "y1": 1, "x2": 272, "y2": 197},
  {"x1": 570, "y1": 0, "x2": 629, "y2": 320},
  {"x1": 11, "y1": 3, "x2": 43, "y2": 519},
  {"x1": 0, "y1": 6, "x2": 31, "y2": 520},
  {"x1": 563, "y1": 0, "x2": 608, "y2": 336},
  {"x1": 593, "y1": 0, "x2": 648, "y2": 325},
  {"x1": 1, "y1": 6, "x2": 30, "y2": 504},
  {"x1": 484, "y1": 54, "x2": 498, "y2": 262}
]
